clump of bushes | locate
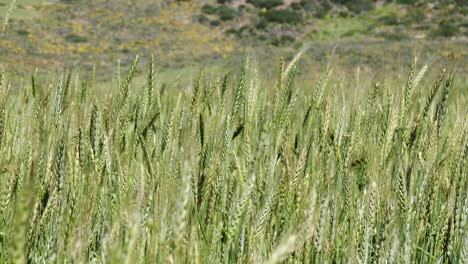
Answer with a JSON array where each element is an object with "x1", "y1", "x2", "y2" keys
[
  {"x1": 271, "y1": 34, "x2": 296, "y2": 46},
  {"x1": 261, "y1": 10, "x2": 302, "y2": 25},
  {"x1": 201, "y1": 4, "x2": 217, "y2": 15},
  {"x1": 290, "y1": 2, "x2": 302, "y2": 11},
  {"x1": 216, "y1": 5, "x2": 239, "y2": 21},
  {"x1": 201, "y1": 4, "x2": 238, "y2": 21},
  {"x1": 255, "y1": 19, "x2": 268, "y2": 30},
  {"x1": 225, "y1": 25, "x2": 258, "y2": 39},
  {"x1": 246, "y1": 0, "x2": 284, "y2": 10}
]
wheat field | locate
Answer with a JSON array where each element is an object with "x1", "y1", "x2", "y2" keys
[{"x1": 0, "y1": 50, "x2": 466, "y2": 263}]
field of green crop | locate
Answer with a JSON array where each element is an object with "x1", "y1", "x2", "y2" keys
[
  {"x1": 0, "y1": 50, "x2": 467, "y2": 263},
  {"x1": 0, "y1": 1, "x2": 467, "y2": 263}
]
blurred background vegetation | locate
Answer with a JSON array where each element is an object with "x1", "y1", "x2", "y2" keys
[{"x1": 0, "y1": 0, "x2": 466, "y2": 79}]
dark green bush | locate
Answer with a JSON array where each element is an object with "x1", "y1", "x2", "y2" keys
[
  {"x1": 290, "y1": 2, "x2": 302, "y2": 10},
  {"x1": 378, "y1": 13, "x2": 399, "y2": 26},
  {"x1": 256, "y1": 19, "x2": 268, "y2": 30},
  {"x1": 247, "y1": 0, "x2": 284, "y2": 10},
  {"x1": 395, "y1": 0, "x2": 413, "y2": 4},
  {"x1": 201, "y1": 4, "x2": 238, "y2": 21},
  {"x1": 216, "y1": 5, "x2": 239, "y2": 21},
  {"x1": 306, "y1": 0, "x2": 332, "y2": 18},
  {"x1": 238, "y1": 4, "x2": 248, "y2": 12},
  {"x1": 210, "y1": 19, "x2": 221, "y2": 27},
  {"x1": 271, "y1": 34, "x2": 296, "y2": 46},
  {"x1": 224, "y1": 26, "x2": 257, "y2": 39},
  {"x1": 65, "y1": 34, "x2": 88, "y2": 43},
  {"x1": 197, "y1": 14, "x2": 209, "y2": 24},
  {"x1": 238, "y1": 25, "x2": 257, "y2": 38},
  {"x1": 225, "y1": 28, "x2": 238, "y2": 35},
  {"x1": 261, "y1": 10, "x2": 302, "y2": 25},
  {"x1": 16, "y1": 29, "x2": 29, "y2": 36},
  {"x1": 345, "y1": 0, "x2": 374, "y2": 13},
  {"x1": 280, "y1": 34, "x2": 295, "y2": 43},
  {"x1": 201, "y1": 4, "x2": 217, "y2": 15},
  {"x1": 431, "y1": 19, "x2": 459, "y2": 37}
]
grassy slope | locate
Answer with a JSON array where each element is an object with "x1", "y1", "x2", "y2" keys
[{"x1": 0, "y1": 0, "x2": 466, "y2": 78}]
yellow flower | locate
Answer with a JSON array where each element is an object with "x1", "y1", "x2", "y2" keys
[{"x1": 225, "y1": 45, "x2": 233, "y2": 52}]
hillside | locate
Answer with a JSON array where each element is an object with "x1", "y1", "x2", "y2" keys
[{"x1": 0, "y1": 0, "x2": 467, "y2": 75}]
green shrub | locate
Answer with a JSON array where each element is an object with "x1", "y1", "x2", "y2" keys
[
  {"x1": 225, "y1": 27, "x2": 238, "y2": 35},
  {"x1": 201, "y1": 4, "x2": 217, "y2": 15},
  {"x1": 431, "y1": 19, "x2": 459, "y2": 37},
  {"x1": 216, "y1": 5, "x2": 239, "y2": 21},
  {"x1": 238, "y1": 4, "x2": 248, "y2": 12},
  {"x1": 395, "y1": 0, "x2": 413, "y2": 4},
  {"x1": 261, "y1": 10, "x2": 302, "y2": 25},
  {"x1": 404, "y1": 8, "x2": 425, "y2": 25},
  {"x1": 210, "y1": 19, "x2": 221, "y2": 27},
  {"x1": 378, "y1": 13, "x2": 399, "y2": 26},
  {"x1": 346, "y1": 0, "x2": 374, "y2": 13},
  {"x1": 247, "y1": 0, "x2": 284, "y2": 10},
  {"x1": 16, "y1": 29, "x2": 29, "y2": 36},
  {"x1": 201, "y1": 4, "x2": 238, "y2": 21},
  {"x1": 197, "y1": 14, "x2": 210, "y2": 24},
  {"x1": 65, "y1": 34, "x2": 87, "y2": 43},
  {"x1": 238, "y1": 25, "x2": 257, "y2": 38},
  {"x1": 271, "y1": 34, "x2": 296, "y2": 46},
  {"x1": 290, "y1": 2, "x2": 302, "y2": 10},
  {"x1": 302, "y1": 0, "x2": 332, "y2": 18},
  {"x1": 281, "y1": 34, "x2": 295, "y2": 43},
  {"x1": 256, "y1": 19, "x2": 268, "y2": 30}
]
